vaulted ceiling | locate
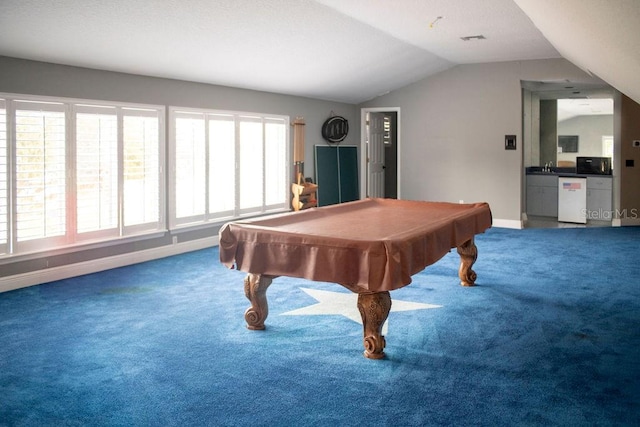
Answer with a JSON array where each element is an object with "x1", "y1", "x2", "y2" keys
[{"x1": 0, "y1": 0, "x2": 638, "y2": 105}]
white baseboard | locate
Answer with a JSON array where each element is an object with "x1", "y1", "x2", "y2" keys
[
  {"x1": 492, "y1": 218, "x2": 523, "y2": 229},
  {"x1": 0, "y1": 237, "x2": 218, "y2": 294}
]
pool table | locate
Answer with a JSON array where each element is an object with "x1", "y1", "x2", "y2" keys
[{"x1": 219, "y1": 198, "x2": 492, "y2": 359}]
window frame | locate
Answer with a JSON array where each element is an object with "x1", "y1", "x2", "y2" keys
[
  {"x1": 0, "y1": 92, "x2": 291, "y2": 260},
  {"x1": 12, "y1": 99, "x2": 69, "y2": 253},
  {"x1": 0, "y1": 92, "x2": 166, "y2": 258},
  {"x1": 168, "y1": 106, "x2": 290, "y2": 230},
  {"x1": 0, "y1": 98, "x2": 8, "y2": 256},
  {"x1": 73, "y1": 103, "x2": 119, "y2": 242}
]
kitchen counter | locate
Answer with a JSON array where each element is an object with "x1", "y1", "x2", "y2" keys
[
  {"x1": 525, "y1": 167, "x2": 612, "y2": 178},
  {"x1": 525, "y1": 169, "x2": 612, "y2": 220}
]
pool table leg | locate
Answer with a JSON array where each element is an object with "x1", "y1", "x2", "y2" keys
[
  {"x1": 243, "y1": 273, "x2": 274, "y2": 330},
  {"x1": 457, "y1": 238, "x2": 478, "y2": 286},
  {"x1": 357, "y1": 291, "x2": 391, "y2": 359}
]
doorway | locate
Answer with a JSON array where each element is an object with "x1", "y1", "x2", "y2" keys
[
  {"x1": 360, "y1": 107, "x2": 400, "y2": 199},
  {"x1": 521, "y1": 81, "x2": 615, "y2": 228}
]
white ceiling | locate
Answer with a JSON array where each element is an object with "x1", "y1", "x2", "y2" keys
[
  {"x1": 0, "y1": 0, "x2": 637, "y2": 105},
  {"x1": 557, "y1": 98, "x2": 613, "y2": 122},
  {"x1": 515, "y1": 0, "x2": 640, "y2": 106}
]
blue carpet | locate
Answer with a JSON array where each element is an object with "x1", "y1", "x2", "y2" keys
[{"x1": 1, "y1": 227, "x2": 639, "y2": 426}]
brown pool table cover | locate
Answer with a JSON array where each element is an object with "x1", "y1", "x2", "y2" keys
[{"x1": 219, "y1": 198, "x2": 492, "y2": 293}]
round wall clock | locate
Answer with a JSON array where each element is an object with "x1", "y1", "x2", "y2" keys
[{"x1": 321, "y1": 116, "x2": 349, "y2": 145}]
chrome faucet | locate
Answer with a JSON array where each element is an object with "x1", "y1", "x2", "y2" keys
[{"x1": 543, "y1": 161, "x2": 554, "y2": 172}]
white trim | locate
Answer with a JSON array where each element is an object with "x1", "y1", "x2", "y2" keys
[
  {"x1": 168, "y1": 106, "x2": 290, "y2": 229},
  {"x1": 0, "y1": 237, "x2": 218, "y2": 293},
  {"x1": 360, "y1": 107, "x2": 401, "y2": 200},
  {"x1": 492, "y1": 218, "x2": 524, "y2": 229}
]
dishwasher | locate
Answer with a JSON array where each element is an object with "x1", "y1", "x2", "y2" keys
[{"x1": 558, "y1": 176, "x2": 587, "y2": 223}]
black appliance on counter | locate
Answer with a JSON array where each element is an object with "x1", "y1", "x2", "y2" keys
[{"x1": 576, "y1": 156, "x2": 612, "y2": 175}]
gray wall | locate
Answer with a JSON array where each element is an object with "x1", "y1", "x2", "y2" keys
[
  {"x1": 0, "y1": 56, "x2": 358, "y2": 179},
  {"x1": 557, "y1": 115, "x2": 614, "y2": 160},
  {"x1": 0, "y1": 56, "x2": 358, "y2": 281},
  {"x1": 359, "y1": 58, "x2": 603, "y2": 225}
]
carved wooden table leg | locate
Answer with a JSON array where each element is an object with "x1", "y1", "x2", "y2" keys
[
  {"x1": 357, "y1": 291, "x2": 391, "y2": 359},
  {"x1": 457, "y1": 238, "x2": 478, "y2": 287},
  {"x1": 243, "y1": 273, "x2": 274, "y2": 330}
]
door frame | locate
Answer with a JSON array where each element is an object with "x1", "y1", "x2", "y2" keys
[{"x1": 360, "y1": 107, "x2": 401, "y2": 199}]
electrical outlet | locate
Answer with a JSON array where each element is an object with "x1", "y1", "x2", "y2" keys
[
  {"x1": 172, "y1": 236, "x2": 178, "y2": 245},
  {"x1": 633, "y1": 140, "x2": 640, "y2": 147}
]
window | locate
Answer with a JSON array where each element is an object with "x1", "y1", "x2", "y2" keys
[
  {"x1": 122, "y1": 109, "x2": 163, "y2": 232},
  {"x1": 14, "y1": 101, "x2": 67, "y2": 250},
  {"x1": 75, "y1": 106, "x2": 118, "y2": 236},
  {"x1": 170, "y1": 108, "x2": 289, "y2": 228},
  {"x1": 603, "y1": 136, "x2": 614, "y2": 160},
  {"x1": 264, "y1": 118, "x2": 287, "y2": 205},
  {"x1": 238, "y1": 117, "x2": 264, "y2": 211},
  {"x1": 209, "y1": 114, "x2": 235, "y2": 215},
  {"x1": 0, "y1": 94, "x2": 165, "y2": 257},
  {"x1": 0, "y1": 92, "x2": 288, "y2": 258},
  {"x1": 0, "y1": 99, "x2": 7, "y2": 255},
  {"x1": 174, "y1": 113, "x2": 207, "y2": 220}
]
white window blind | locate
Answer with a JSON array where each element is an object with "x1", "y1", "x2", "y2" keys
[
  {"x1": 0, "y1": 94, "x2": 165, "y2": 258},
  {"x1": 208, "y1": 114, "x2": 235, "y2": 216},
  {"x1": 123, "y1": 109, "x2": 162, "y2": 231},
  {"x1": 0, "y1": 100, "x2": 7, "y2": 254},
  {"x1": 14, "y1": 101, "x2": 67, "y2": 248},
  {"x1": 169, "y1": 107, "x2": 288, "y2": 228},
  {"x1": 264, "y1": 118, "x2": 287, "y2": 206},
  {"x1": 75, "y1": 106, "x2": 118, "y2": 236},
  {"x1": 603, "y1": 136, "x2": 614, "y2": 160},
  {"x1": 238, "y1": 117, "x2": 264, "y2": 211},
  {"x1": 175, "y1": 113, "x2": 206, "y2": 219}
]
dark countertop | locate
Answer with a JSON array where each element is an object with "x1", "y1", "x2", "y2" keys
[{"x1": 526, "y1": 167, "x2": 612, "y2": 178}]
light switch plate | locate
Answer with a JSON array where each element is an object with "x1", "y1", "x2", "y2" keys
[{"x1": 505, "y1": 135, "x2": 516, "y2": 150}]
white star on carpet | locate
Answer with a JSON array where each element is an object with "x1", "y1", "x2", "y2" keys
[{"x1": 281, "y1": 288, "x2": 441, "y2": 334}]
